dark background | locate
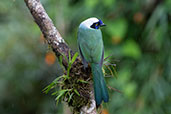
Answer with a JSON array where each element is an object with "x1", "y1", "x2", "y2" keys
[{"x1": 0, "y1": 0, "x2": 170, "y2": 114}]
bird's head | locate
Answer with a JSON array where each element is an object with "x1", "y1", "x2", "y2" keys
[{"x1": 79, "y1": 17, "x2": 106, "y2": 30}]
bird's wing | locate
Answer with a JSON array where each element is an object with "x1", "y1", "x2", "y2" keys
[
  {"x1": 79, "y1": 45, "x2": 88, "y2": 68},
  {"x1": 100, "y1": 47, "x2": 104, "y2": 67}
]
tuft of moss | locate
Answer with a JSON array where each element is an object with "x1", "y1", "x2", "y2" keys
[
  {"x1": 43, "y1": 52, "x2": 117, "y2": 113},
  {"x1": 62, "y1": 66, "x2": 92, "y2": 112}
]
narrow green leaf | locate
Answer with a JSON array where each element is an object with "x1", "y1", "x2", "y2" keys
[
  {"x1": 56, "y1": 99, "x2": 59, "y2": 106},
  {"x1": 74, "y1": 89, "x2": 80, "y2": 96},
  {"x1": 67, "y1": 52, "x2": 79, "y2": 77},
  {"x1": 68, "y1": 50, "x2": 71, "y2": 63},
  {"x1": 104, "y1": 64, "x2": 114, "y2": 77},
  {"x1": 55, "y1": 89, "x2": 68, "y2": 102},
  {"x1": 111, "y1": 65, "x2": 118, "y2": 78},
  {"x1": 71, "y1": 52, "x2": 78, "y2": 64},
  {"x1": 68, "y1": 93, "x2": 74, "y2": 102},
  {"x1": 43, "y1": 82, "x2": 56, "y2": 94},
  {"x1": 67, "y1": 65, "x2": 71, "y2": 77},
  {"x1": 51, "y1": 90, "x2": 58, "y2": 96},
  {"x1": 43, "y1": 75, "x2": 66, "y2": 94}
]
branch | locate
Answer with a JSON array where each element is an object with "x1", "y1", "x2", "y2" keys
[
  {"x1": 24, "y1": 0, "x2": 96, "y2": 113},
  {"x1": 24, "y1": 0, "x2": 70, "y2": 67}
]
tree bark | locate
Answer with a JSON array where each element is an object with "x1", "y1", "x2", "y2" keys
[{"x1": 24, "y1": 0, "x2": 96, "y2": 114}]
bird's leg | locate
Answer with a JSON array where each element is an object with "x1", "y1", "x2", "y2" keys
[{"x1": 83, "y1": 60, "x2": 88, "y2": 69}]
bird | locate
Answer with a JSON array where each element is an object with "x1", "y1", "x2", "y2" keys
[{"x1": 77, "y1": 17, "x2": 109, "y2": 106}]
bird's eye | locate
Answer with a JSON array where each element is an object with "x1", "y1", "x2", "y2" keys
[
  {"x1": 90, "y1": 19, "x2": 105, "y2": 29},
  {"x1": 90, "y1": 22, "x2": 99, "y2": 29}
]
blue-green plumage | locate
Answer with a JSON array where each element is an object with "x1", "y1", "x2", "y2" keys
[
  {"x1": 77, "y1": 17, "x2": 109, "y2": 106},
  {"x1": 91, "y1": 63, "x2": 109, "y2": 105}
]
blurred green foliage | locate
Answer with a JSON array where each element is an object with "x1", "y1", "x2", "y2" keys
[{"x1": 0, "y1": 0, "x2": 170, "y2": 114}]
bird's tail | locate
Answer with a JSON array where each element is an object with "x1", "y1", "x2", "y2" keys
[{"x1": 91, "y1": 63, "x2": 109, "y2": 106}]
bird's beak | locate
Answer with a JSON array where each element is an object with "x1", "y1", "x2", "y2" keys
[{"x1": 100, "y1": 23, "x2": 106, "y2": 27}]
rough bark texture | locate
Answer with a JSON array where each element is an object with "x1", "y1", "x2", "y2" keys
[{"x1": 24, "y1": 0, "x2": 96, "y2": 114}]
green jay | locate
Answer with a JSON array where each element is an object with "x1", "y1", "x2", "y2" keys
[{"x1": 77, "y1": 17, "x2": 109, "y2": 106}]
